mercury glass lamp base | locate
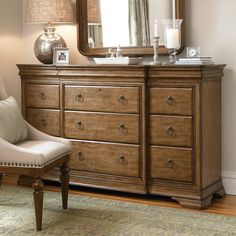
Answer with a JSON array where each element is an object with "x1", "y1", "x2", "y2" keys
[{"x1": 34, "y1": 26, "x2": 66, "y2": 64}]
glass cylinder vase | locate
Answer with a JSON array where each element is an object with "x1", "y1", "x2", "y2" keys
[{"x1": 162, "y1": 19, "x2": 183, "y2": 64}]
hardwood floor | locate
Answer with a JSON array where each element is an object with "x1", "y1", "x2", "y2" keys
[{"x1": 2, "y1": 175, "x2": 236, "y2": 217}]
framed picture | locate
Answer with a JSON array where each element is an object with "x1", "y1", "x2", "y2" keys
[{"x1": 53, "y1": 48, "x2": 69, "y2": 65}]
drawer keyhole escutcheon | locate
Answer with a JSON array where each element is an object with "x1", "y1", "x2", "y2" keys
[
  {"x1": 166, "y1": 126, "x2": 175, "y2": 136},
  {"x1": 118, "y1": 95, "x2": 127, "y2": 104},
  {"x1": 118, "y1": 156, "x2": 128, "y2": 165},
  {"x1": 75, "y1": 121, "x2": 84, "y2": 130},
  {"x1": 76, "y1": 94, "x2": 84, "y2": 102},
  {"x1": 40, "y1": 92, "x2": 46, "y2": 100},
  {"x1": 119, "y1": 123, "x2": 128, "y2": 133},
  {"x1": 76, "y1": 151, "x2": 84, "y2": 161},
  {"x1": 166, "y1": 96, "x2": 175, "y2": 105},
  {"x1": 166, "y1": 159, "x2": 174, "y2": 168},
  {"x1": 40, "y1": 118, "x2": 47, "y2": 127}
]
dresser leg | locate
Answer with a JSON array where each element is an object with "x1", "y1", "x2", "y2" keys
[
  {"x1": 215, "y1": 186, "x2": 226, "y2": 198},
  {"x1": 172, "y1": 195, "x2": 213, "y2": 209}
]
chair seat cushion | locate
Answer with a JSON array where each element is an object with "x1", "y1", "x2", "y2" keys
[
  {"x1": 0, "y1": 96, "x2": 28, "y2": 144},
  {"x1": 13, "y1": 141, "x2": 70, "y2": 167}
]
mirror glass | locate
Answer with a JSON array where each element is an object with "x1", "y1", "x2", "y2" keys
[
  {"x1": 87, "y1": 0, "x2": 172, "y2": 48},
  {"x1": 76, "y1": 0, "x2": 185, "y2": 56}
]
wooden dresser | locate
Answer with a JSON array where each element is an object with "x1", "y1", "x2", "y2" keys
[{"x1": 18, "y1": 64, "x2": 225, "y2": 209}]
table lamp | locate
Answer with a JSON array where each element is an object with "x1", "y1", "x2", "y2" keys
[{"x1": 25, "y1": 0, "x2": 74, "y2": 64}]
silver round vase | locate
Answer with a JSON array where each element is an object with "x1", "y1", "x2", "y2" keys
[{"x1": 34, "y1": 27, "x2": 66, "y2": 64}]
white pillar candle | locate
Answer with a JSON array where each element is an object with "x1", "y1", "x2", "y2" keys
[
  {"x1": 166, "y1": 28, "x2": 180, "y2": 49},
  {"x1": 154, "y1": 19, "x2": 158, "y2": 37}
]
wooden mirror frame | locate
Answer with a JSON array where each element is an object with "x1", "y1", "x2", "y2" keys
[{"x1": 76, "y1": 0, "x2": 185, "y2": 57}]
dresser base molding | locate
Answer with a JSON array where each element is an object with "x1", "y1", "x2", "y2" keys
[{"x1": 18, "y1": 64, "x2": 226, "y2": 209}]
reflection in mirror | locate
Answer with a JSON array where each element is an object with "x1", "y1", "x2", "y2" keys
[
  {"x1": 87, "y1": 0, "x2": 172, "y2": 48},
  {"x1": 76, "y1": 0, "x2": 185, "y2": 56}
]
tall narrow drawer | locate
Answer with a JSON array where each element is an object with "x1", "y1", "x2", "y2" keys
[
  {"x1": 70, "y1": 141, "x2": 140, "y2": 177},
  {"x1": 64, "y1": 86, "x2": 140, "y2": 113},
  {"x1": 150, "y1": 87, "x2": 193, "y2": 115},
  {"x1": 150, "y1": 146, "x2": 193, "y2": 182},
  {"x1": 27, "y1": 109, "x2": 60, "y2": 136},
  {"x1": 26, "y1": 84, "x2": 60, "y2": 109},
  {"x1": 150, "y1": 115, "x2": 192, "y2": 147},
  {"x1": 64, "y1": 111, "x2": 139, "y2": 144}
]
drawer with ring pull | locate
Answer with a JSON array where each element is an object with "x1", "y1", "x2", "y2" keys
[
  {"x1": 64, "y1": 85, "x2": 140, "y2": 113},
  {"x1": 64, "y1": 111, "x2": 140, "y2": 144},
  {"x1": 149, "y1": 87, "x2": 193, "y2": 116},
  {"x1": 150, "y1": 115, "x2": 192, "y2": 147},
  {"x1": 70, "y1": 141, "x2": 140, "y2": 177},
  {"x1": 26, "y1": 108, "x2": 60, "y2": 136},
  {"x1": 150, "y1": 146, "x2": 193, "y2": 182},
  {"x1": 25, "y1": 84, "x2": 60, "y2": 109}
]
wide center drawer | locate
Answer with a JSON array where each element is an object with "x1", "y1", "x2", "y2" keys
[
  {"x1": 70, "y1": 141, "x2": 140, "y2": 178},
  {"x1": 149, "y1": 87, "x2": 193, "y2": 116},
  {"x1": 64, "y1": 111, "x2": 140, "y2": 144},
  {"x1": 26, "y1": 84, "x2": 60, "y2": 109},
  {"x1": 150, "y1": 146, "x2": 193, "y2": 182},
  {"x1": 27, "y1": 108, "x2": 60, "y2": 136},
  {"x1": 150, "y1": 115, "x2": 192, "y2": 147},
  {"x1": 64, "y1": 85, "x2": 140, "y2": 113}
]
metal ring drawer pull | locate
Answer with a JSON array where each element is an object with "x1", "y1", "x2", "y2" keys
[
  {"x1": 40, "y1": 118, "x2": 47, "y2": 127},
  {"x1": 166, "y1": 96, "x2": 174, "y2": 105},
  {"x1": 75, "y1": 121, "x2": 84, "y2": 130},
  {"x1": 166, "y1": 126, "x2": 175, "y2": 136},
  {"x1": 118, "y1": 123, "x2": 128, "y2": 133},
  {"x1": 39, "y1": 92, "x2": 46, "y2": 100},
  {"x1": 118, "y1": 95, "x2": 127, "y2": 104},
  {"x1": 76, "y1": 151, "x2": 84, "y2": 161},
  {"x1": 166, "y1": 159, "x2": 174, "y2": 168},
  {"x1": 76, "y1": 94, "x2": 84, "y2": 102},
  {"x1": 118, "y1": 156, "x2": 128, "y2": 165}
]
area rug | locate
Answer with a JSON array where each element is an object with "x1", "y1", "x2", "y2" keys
[{"x1": 0, "y1": 185, "x2": 236, "y2": 236}]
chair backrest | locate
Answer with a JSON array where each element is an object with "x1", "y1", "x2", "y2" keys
[{"x1": 0, "y1": 77, "x2": 8, "y2": 100}]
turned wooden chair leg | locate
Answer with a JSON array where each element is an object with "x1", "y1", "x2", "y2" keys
[
  {"x1": 0, "y1": 174, "x2": 2, "y2": 187},
  {"x1": 32, "y1": 177, "x2": 44, "y2": 231},
  {"x1": 60, "y1": 162, "x2": 70, "y2": 209}
]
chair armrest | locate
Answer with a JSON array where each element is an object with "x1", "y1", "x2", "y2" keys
[
  {"x1": 25, "y1": 121, "x2": 71, "y2": 150},
  {"x1": 0, "y1": 137, "x2": 44, "y2": 165}
]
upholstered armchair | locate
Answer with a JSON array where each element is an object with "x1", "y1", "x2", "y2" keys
[{"x1": 0, "y1": 78, "x2": 71, "y2": 231}]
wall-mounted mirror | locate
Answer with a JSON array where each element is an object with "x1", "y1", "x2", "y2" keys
[{"x1": 76, "y1": 0, "x2": 185, "y2": 56}]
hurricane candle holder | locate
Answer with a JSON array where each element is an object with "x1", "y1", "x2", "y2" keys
[{"x1": 162, "y1": 19, "x2": 183, "y2": 64}]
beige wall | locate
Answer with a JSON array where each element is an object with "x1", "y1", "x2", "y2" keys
[
  {"x1": 0, "y1": 0, "x2": 23, "y2": 103},
  {"x1": 1, "y1": 0, "x2": 236, "y2": 192}
]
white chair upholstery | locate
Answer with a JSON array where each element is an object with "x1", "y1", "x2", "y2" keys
[{"x1": 0, "y1": 77, "x2": 71, "y2": 231}]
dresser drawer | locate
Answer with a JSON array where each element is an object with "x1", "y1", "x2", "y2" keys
[
  {"x1": 150, "y1": 146, "x2": 193, "y2": 182},
  {"x1": 27, "y1": 109, "x2": 60, "y2": 136},
  {"x1": 64, "y1": 85, "x2": 140, "y2": 113},
  {"x1": 26, "y1": 84, "x2": 60, "y2": 109},
  {"x1": 64, "y1": 111, "x2": 139, "y2": 144},
  {"x1": 150, "y1": 115, "x2": 192, "y2": 147},
  {"x1": 150, "y1": 87, "x2": 192, "y2": 116},
  {"x1": 70, "y1": 141, "x2": 140, "y2": 177}
]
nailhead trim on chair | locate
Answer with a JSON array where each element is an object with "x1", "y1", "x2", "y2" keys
[{"x1": 0, "y1": 162, "x2": 43, "y2": 168}]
